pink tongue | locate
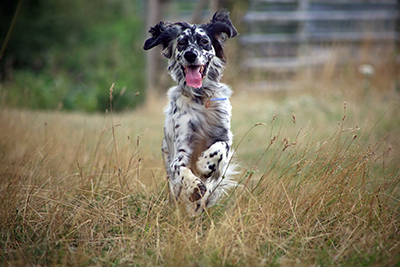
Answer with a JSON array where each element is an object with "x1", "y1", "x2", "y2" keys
[{"x1": 185, "y1": 66, "x2": 202, "y2": 88}]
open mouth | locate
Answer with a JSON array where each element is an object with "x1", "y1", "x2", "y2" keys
[{"x1": 183, "y1": 65, "x2": 207, "y2": 88}]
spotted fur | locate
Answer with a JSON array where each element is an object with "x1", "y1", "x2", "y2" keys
[{"x1": 144, "y1": 10, "x2": 238, "y2": 215}]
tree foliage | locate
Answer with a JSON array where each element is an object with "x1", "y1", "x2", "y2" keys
[{"x1": 0, "y1": 0, "x2": 146, "y2": 112}]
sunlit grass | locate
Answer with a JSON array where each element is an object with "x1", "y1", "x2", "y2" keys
[{"x1": 0, "y1": 77, "x2": 399, "y2": 266}]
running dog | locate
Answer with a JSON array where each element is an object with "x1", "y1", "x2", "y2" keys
[{"x1": 143, "y1": 10, "x2": 238, "y2": 215}]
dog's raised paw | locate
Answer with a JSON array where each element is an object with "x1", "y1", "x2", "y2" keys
[
  {"x1": 196, "y1": 141, "x2": 228, "y2": 178},
  {"x1": 180, "y1": 167, "x2": 207, "y2": 202}
]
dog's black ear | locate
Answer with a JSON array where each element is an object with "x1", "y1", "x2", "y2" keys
[
  {"x1": 202, "y1": 10, "x2": 238, "y2": 61},
  {"x1": 209, "y1": 9, "x2": 238, "y2": 39},
  {"x1": 143, "y1": 22, "x2": 180, "y2": 54},
  {"x1": 202, "y1": 9, "x2": 238, "y2": 44}
]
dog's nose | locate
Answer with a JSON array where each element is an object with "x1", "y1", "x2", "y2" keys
[{"x1": 184, "y1": 51, "x2": 198, "y2": 63}]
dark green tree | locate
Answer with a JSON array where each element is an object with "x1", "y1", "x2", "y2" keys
[{"x1": 1, "y1": 0, "x2": 146, "y2": 112}]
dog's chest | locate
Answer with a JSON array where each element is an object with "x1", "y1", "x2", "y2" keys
[
  {"x1": 166, "y1": 95, "x2": 230, "y2": 155},
  {"x1": 176, "y1": 101, "x2": 220, "y2": 170},
  {"x1": 173, "y1": 98, "x2": 219, "y2": 137}
]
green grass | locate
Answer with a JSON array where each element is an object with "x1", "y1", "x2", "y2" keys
[{"x1": 0, "y1": 80, "x2": 399, "y2": 266}]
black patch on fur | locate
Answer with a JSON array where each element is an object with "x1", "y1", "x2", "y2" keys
[
  {"x1": 187, "y1": 134, "x2": 195, "y2": 144},
  {"x1": 218, "y1": 154, "x2": 223, "y2": 163},
  {"x1": 225, "y1": 142, "x2": 230, "y2": 156},
  {"x1": 189, "y1": 120, "x2": 198, "y2": 132},
  {"x1": 177, "y1": 154, "x2": 184, "y2": 162},
  {"x1": 208, "y1": 163, "x2": 216, "y2": 171},
  {"x1": 210, "y1": 126, "x2": 229, "y2": 144},
  {"x1": 209, "y1": 150, "x2": 219, "y2": 158}
]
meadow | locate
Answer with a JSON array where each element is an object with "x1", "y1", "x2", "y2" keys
[{"x1": 1, "y1": 70, "x2": 399, "y2": 266}]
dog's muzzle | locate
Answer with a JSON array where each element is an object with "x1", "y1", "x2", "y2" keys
[{"x1": 183, "y1": 51, "x2": 206, "y2": 89}]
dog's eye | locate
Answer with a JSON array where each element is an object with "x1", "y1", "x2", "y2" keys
[
  {"x1": 200, "y1": 39, "x2": 209, "y2": 45},
  {"x1": 177, "y1": 39, "x2": 186, "y2": 47}
]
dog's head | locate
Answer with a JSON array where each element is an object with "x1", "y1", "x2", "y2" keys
[{"x1": 143, "y1": 10, "x2": 238, "y2": 90}]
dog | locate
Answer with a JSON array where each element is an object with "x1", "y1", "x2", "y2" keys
[{"x1": 143, "y1": 10, "x2": 238, "y2": 215}]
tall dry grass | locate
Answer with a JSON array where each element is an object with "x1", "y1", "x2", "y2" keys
[{"x1": 1, "y1": 68, "x2": 399, "y2": 266}]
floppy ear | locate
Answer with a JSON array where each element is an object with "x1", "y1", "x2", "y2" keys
[
  {"x1": 202, "y1": 10, "x2": 238, "y2": 60},
  {"x1": 143, "y1": 22, "x2": 181, "y2": 56},
  {"x1": 209, "y1": 9, "x2": 238, "y2": 39}
]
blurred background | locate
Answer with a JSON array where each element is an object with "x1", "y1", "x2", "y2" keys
[{"x1": 1, "y1": 0, "x2": 399, "y2": 112}]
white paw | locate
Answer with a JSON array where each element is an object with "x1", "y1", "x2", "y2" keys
[
  {"x1": 196, "y1": 142, "x2": 228, "y2": 177},
  {"x1": 179, "y1": 167, "x2": 207, "y2": 202}
]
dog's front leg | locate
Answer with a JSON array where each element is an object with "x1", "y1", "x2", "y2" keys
[
  {"x1": 169, "y1": 149, "x2": 207, "y2": 203},
  {"x1": 162, "y1": 138, "x2": 172, "y2": 179},
  {"x1": 162, "y1": 137, "x2": 182, "y2": 202},
  {"x1": 196, "y1": 141, "x2": 230, "y2": 179},
  {"x1": 168, "y1": 116, "x2": 207, "y2": 203}
]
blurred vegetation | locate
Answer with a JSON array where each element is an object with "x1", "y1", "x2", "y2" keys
[{"x1": 0, "y1": 0, "x2": 146, "y2": 112}]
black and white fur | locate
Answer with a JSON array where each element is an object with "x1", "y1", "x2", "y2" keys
[{"x1": 143, "y1": 10, "x2": 238, "y2": 215}]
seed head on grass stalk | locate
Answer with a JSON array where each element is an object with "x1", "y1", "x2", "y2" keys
[{"x1": 108, "y1": 83, "x2": 130, "y2": 190}]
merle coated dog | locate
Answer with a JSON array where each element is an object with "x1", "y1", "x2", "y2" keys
[{"x1": 143, "y1": 10, "x2": 238, "y2": 215}]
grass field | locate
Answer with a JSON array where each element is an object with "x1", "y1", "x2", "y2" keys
[{"x1": 1, "y1": 75, "x2": 400, "y2": 266}]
